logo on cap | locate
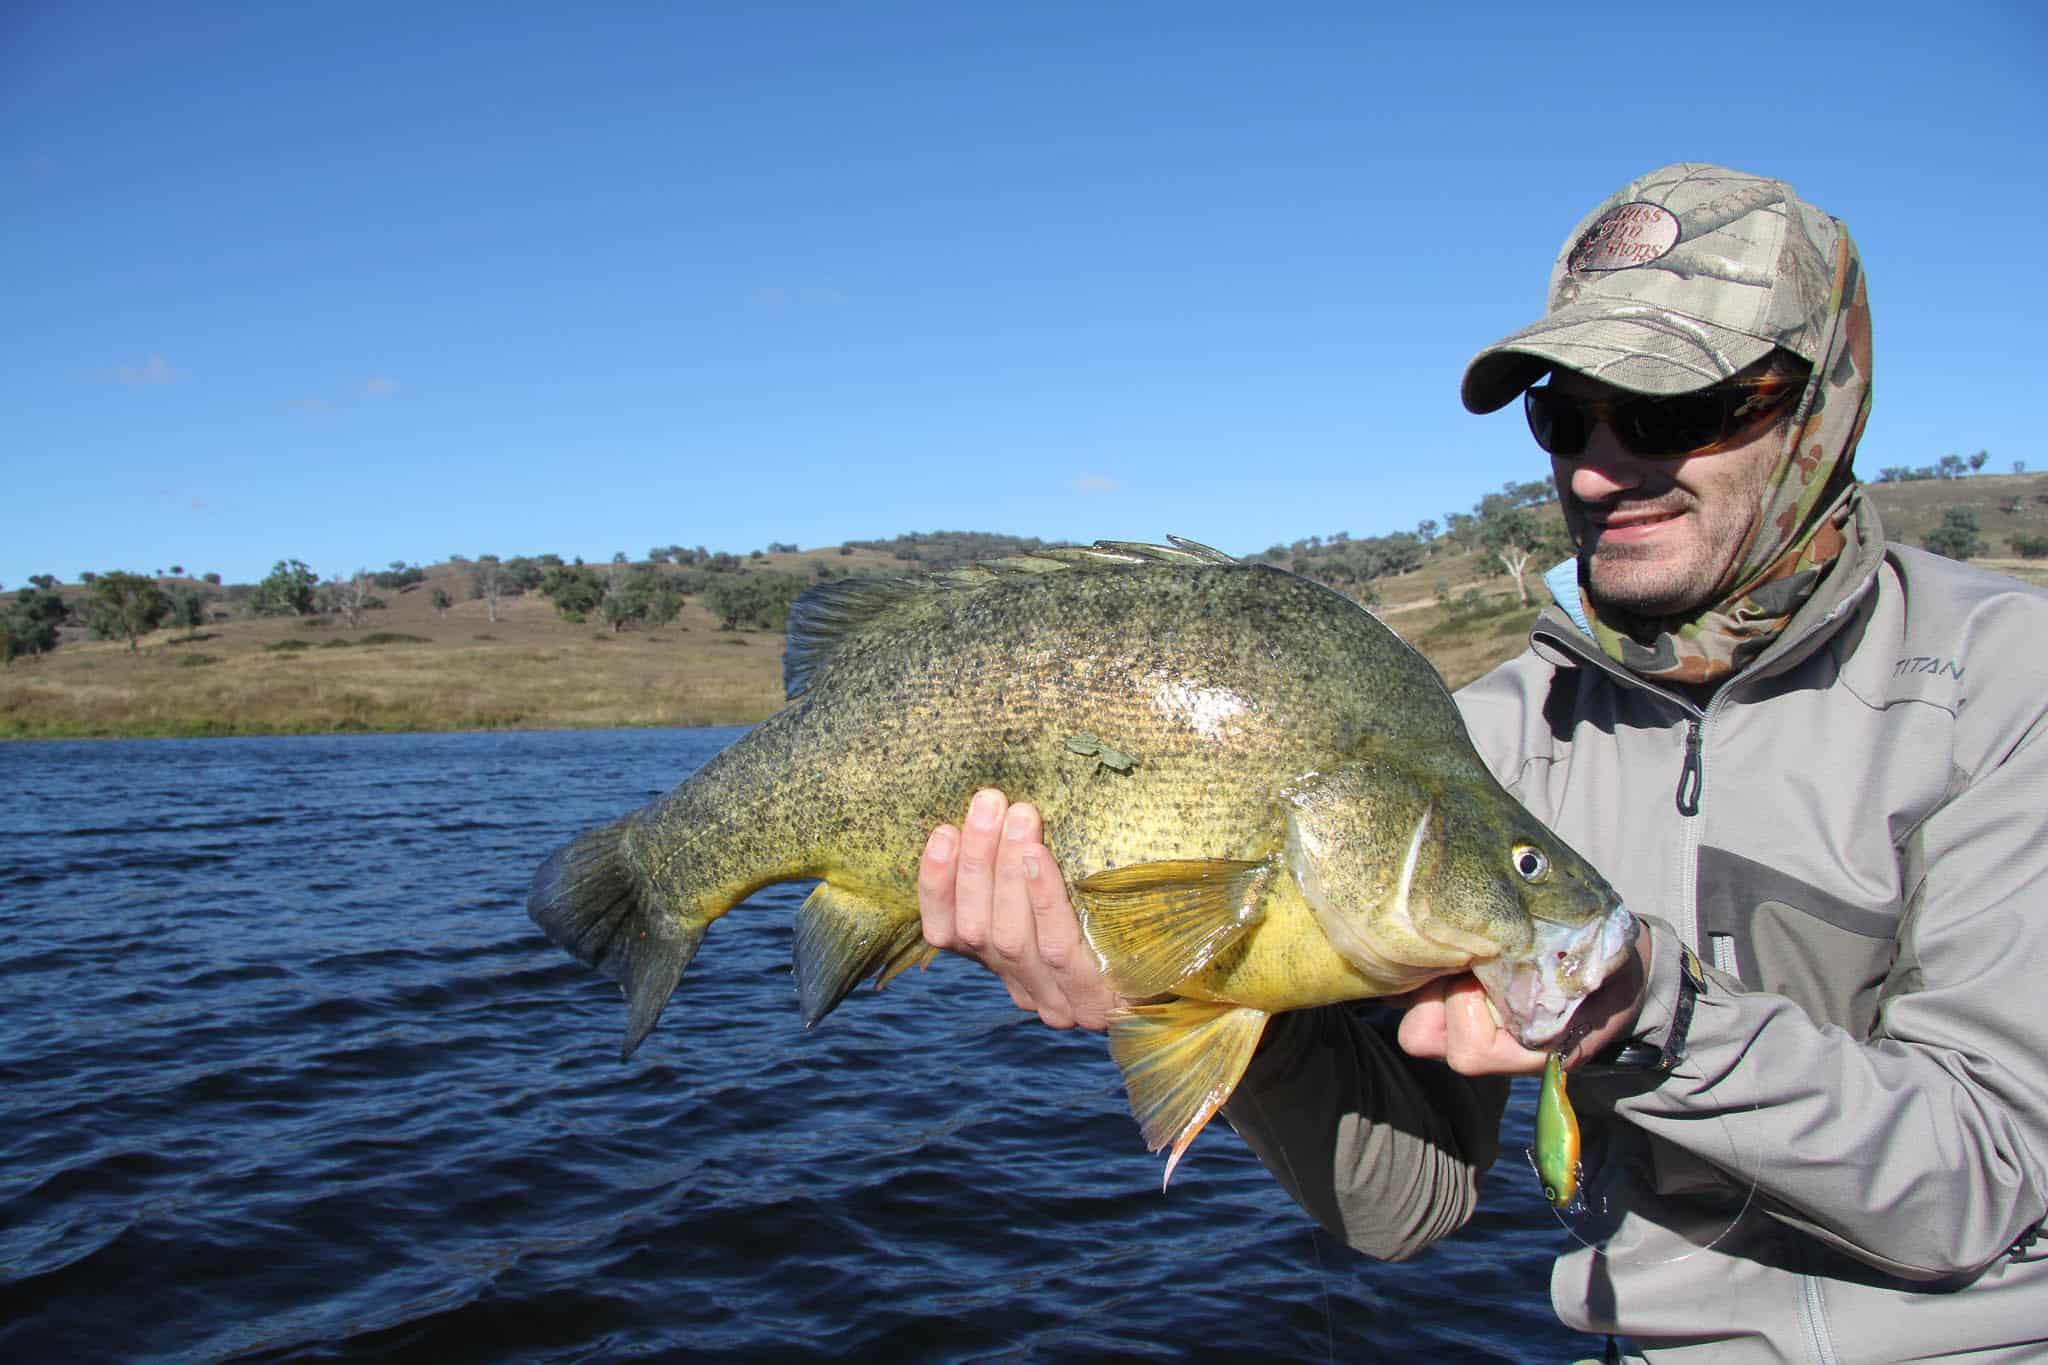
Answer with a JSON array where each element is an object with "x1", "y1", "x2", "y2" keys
[{"x1": 1567, "y1": 202, "x2": 1680, "y2": 273}]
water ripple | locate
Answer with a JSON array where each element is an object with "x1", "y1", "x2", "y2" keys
[{"x1": 0, "y1": 729, "x2": 1596, "y2": 1363}]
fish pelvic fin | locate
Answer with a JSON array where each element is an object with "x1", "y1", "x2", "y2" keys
[
  {"x1": 1107, "y1": 999, "x2": 1270, "y2": 1190},
  {"x1": 1072, "y1": 857, "x2": 1274, "y2": 998},
  {"x1": 792, "y1": 882, "x2": 926, "y2": 1027},
  {"x1": 528, "y1": 817, "x2": 706, "y2": 1060}
]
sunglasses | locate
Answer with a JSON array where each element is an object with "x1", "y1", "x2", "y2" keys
[{"x1": 1524, "y1": 373, "x2": 1802, "y2": 458}]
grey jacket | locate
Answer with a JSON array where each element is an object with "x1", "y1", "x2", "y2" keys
[{"x1": 1223, "y1": 499, "x2": 2048, "y2": 1362}]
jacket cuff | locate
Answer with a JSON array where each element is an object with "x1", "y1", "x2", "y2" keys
[{"x1": 1584, "y1": 915, "x2": 1692, "y2": 1074}]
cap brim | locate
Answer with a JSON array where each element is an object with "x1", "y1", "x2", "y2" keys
[{"x1": 1461, "y1": 303, "x2": 1776, "y2": 413}]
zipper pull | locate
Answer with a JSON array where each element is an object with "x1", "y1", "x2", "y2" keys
[{"x1": 1676, "y1": 718, "x2": 1703, "y2": 816}]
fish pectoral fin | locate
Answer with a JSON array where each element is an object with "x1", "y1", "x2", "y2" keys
[
  {"x1": 1107, "y1": 999, "x2": 1270, "y2": 1189},
  {"x1": 792, "y1": 882, "x2": 925, "y2": 1027},
  {"x1": 1072, "y1": 857, "x2": 1274, "y2": 997}
]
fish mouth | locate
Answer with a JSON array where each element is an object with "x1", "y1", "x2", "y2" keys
[{"x1": 1471, "y1": 903, "x2": 1637, "y2": 1051}]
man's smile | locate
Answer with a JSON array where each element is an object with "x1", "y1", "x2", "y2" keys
[{"x1": 1578, "y1": 499, "x2": 1690, "y2": 545}]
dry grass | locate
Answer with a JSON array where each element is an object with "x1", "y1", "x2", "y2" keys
[
  {"x1": 6, "y1": 475, "x2": 2043, "y2": 739},
  {"x1": 0, "y1": 577, "x2": 787, "y2": 739}
]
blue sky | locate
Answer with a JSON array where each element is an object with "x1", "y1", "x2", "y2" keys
[{"x1": 5, "y1": 2, "x2": 2043, "y2": 588}]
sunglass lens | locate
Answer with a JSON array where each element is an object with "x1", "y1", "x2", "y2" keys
[
  {"x1": 1524, "y1": 388, "x2": 1584, "y2": 456},
  {"x1": 1619, "y1": 392, "x2": 1727, "y2": 457}
]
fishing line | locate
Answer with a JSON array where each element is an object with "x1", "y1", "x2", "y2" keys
[
  {"x1": 1238, "y1": 1085, "x2": 1337, "y2": 1365},
  {"x1": 1529, "y1": 1030, "x2": 1763, "y2": 1266}
]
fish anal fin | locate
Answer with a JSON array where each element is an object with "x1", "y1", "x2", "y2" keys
[
  {"x1": 875, "y1": 938, "x2": 939, "y2": 989},
  {"x1": 1107, "y1": 999, "x2": 1270, "y2": 1189},
  {"x1": 792, "y1": 882, "x2": 925, "y2": 1026},
  {"x1": 1072, "y1": 857, "x2": 1274, "y2": 997}
]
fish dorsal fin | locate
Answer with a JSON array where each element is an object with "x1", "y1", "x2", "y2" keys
[
  {"x1": 782, "y1": 576, "x2": 931, "y2": 699},
  {"x1": 1071, "y1": 856, "x2": 1274, "y2": 998},
  {"x1": 781, "y1": 536, "x2": 1241, "y2": 698},
  {"x1": 1108, "y1": 999, "x2": 1270, "y2": 1188},
  {"x1": 1083, "y1": 535, "x2": 1236, "y2": 565}
]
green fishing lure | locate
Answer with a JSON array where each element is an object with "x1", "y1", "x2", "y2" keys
[{"x1": 1535, "y1": 1051, "x2": 1582, "y2": 1210}]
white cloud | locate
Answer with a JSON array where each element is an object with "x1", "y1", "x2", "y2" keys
[
  {"x1": 1074, "y1": 474, "x2": 1117, "y2": 493},
  {"x1": 116, "y1": 353, "x2": 179, "y2": 385},
  {"x1": 288, "y1": 397, "x2": 330, "y2": 413},
  {"x1": 363, "y1": 377, "x2": 399, "y2": 396}
]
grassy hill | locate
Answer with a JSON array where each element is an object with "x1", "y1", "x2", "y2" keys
[{"x1": 5, "y1": 475, "x2": 2044, "y2": 740}]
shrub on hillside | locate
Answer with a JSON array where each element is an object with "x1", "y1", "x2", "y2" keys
[
  {"x1": 1, "y1": 587, "x2": 69, "y2": 664},
  {"x1": 84, "y1": 572, "x2": 171, "y2": 650},
  {"x1": 1923, "y1": 507, "x2": 1984, "y2": 561},
  {"x1": 250, "y1": 560, "x2": 319, "y2": 616},
  {"x1": 704, "y1": 572, "x2": 807, "y2": 631}
]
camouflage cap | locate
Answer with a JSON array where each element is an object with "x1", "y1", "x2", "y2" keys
[{"x1": 1461, "y1": 163, "x2": 1846, "y2": 412}]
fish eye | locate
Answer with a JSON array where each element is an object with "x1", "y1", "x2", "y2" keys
[{"x1": 1513, "y1": 845, "x2": 1550, "y2": 882}]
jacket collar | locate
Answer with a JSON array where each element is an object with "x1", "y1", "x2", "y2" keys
[{"x1": 1529, "y1": 495, "x2": 1890, "y2": 702}]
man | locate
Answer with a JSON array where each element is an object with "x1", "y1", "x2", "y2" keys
[{"x1": 917, "y1": 164, "x2": 2048, "y2": 1360}]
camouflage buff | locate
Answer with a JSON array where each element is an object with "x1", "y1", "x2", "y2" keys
[
  {"x1": 1591, "y1": 234, "x2": 1873, "y2": 685},
  {"x1": 1461, "y1": 164, "x2": 1875, "y2": 687}
]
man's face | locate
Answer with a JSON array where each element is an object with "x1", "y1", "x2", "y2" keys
[{"x1": 1545, "y1": 369, "x2": 1789, "y2": 619}]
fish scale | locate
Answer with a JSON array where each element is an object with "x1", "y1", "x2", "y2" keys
[{"x1": 529, "y1": 539, "x2": 1635, "y2": 1182}]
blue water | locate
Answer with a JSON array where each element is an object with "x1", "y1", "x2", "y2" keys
[{"x1": 1, "y1": 729, "x2": 1600, "y2": 1362}]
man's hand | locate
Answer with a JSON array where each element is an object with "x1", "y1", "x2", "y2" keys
[
  {"x1": 917, "y1": 789, "x2": 1122, "y2": 1032},
  {"x1": 1398, "y1": 919, "x2": 1651, "y2": 1075}
]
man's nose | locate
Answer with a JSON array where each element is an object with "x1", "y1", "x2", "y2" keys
[{"x1": 1559, "y1": 422, "x2": 1650, "y2": 501}]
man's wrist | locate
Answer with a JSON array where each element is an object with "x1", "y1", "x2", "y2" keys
[{"x1": 1582, "y1": 920, "x2": 1701, "y2": 1075}]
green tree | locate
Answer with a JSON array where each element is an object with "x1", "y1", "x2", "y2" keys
[
  {"x1": 1923, "y1": 507, "x2": 1984, "y2": 561},
  {"x1": 250, "y1": 559, "x2": 319, "y2": 616},
  {"x1": 170, "y1": 586, "x2": 210, "y2": 630},
  {"x1": 84, "y1": 571, "x2": 170, "y2": 650},
  {"x1": 539, "y1": 563, "x2": 607, "y2": 621},
  {"x1": 607, "y1": 569, "x2": 683, "y2": 629},
  {"x1": 1, "y1": 587, "x2": 68, "y2": 663},
  {"x1": 704, "y1": 572, "x2": 807, "y2": 630}
]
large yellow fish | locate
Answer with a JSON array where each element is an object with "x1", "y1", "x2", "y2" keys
[{"x1": 529, "y1": 539, "x2": 1634, "y2": 1182}]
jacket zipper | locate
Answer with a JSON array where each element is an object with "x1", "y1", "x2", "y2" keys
[{"x1": 1676, "y1": 718, "x2": 1704, "y2": 816}]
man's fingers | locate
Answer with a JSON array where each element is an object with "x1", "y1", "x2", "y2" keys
[
  {"x1": 990, "y1": 802, "x2": 1082, "y2": 1027},
  {"x1": 917, "y1": 824, "x2": 960, "y2": 950},
  {"x1": 917, "y1": 791, "x2": 1114, "y2": 1034},
  {"x1": 987, "y1": 802, "x2": 1042, "y2": 964},
  {"x1": 1398, "y1": 975, "x2": 1546, "y2": 1076},
  {"x1": 1397, "y1": 979, "x2": 1451, "y2": 1060},
  {"x1": 949, "y1": 788, "x2": 1006, "y2": 950}
]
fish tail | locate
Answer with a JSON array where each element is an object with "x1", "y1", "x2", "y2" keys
[{"x1": 528, "y1": 816, "x2": 707, "y2": 1059}]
